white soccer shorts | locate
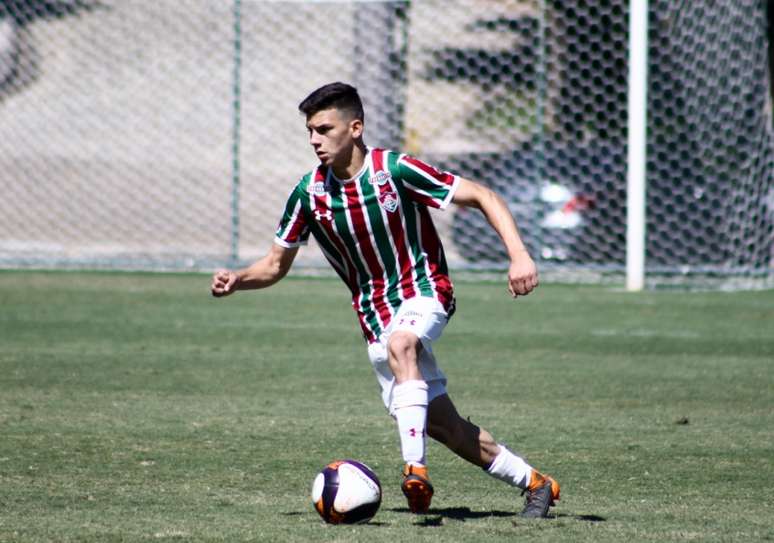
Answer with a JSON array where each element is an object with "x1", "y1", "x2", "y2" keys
[{"x1": 366, "y1": 296, "x2": 449, "y2": 416}]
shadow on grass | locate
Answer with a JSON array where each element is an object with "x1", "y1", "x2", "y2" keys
[
  {"x1": 389, "y1": 506, "x2": 515, "y2": 522},
  {"x1": 283, "y1": 509, "x2": 606, "y2": 526},
  {"x1": 389, "y1": 507, "x2": 607, "y2": 526},
  {"x1": 557, "y1": 513, "x2": 607, "y2": 522},
  {"x1": 282, "y1": 511, "x2": 389, "y2": 526}
]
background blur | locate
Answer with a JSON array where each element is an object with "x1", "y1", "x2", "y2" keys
[{"x1": 1, "y1": 0, "x2": 772, "y2": 288}]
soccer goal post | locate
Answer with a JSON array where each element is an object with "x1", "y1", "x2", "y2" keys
[{"x1": 626, "y1": 0, "x2": 648, "y2": 292}]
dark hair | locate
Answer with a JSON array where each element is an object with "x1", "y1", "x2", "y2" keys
[{"x1": 298, "y1": 82, "x2": 364, "y2": 121}]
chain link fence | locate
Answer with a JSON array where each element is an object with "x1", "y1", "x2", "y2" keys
[{"x1": 1, "y1": 0, "x2": 772, "y2": 288}]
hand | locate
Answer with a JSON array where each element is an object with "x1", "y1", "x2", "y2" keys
[
  {"x1": 211, "y1": 269, "x2": 239, "y2": 297},
  {"x1": 507, "y1": 253, "x2": 538, "y2": 298}
]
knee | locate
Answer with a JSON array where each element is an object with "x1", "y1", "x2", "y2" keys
[
  {"x1": 388, "y1": 331, "x2": 420, "y2": 360},
  {"x1": 387, "y1": 331, "x2": 421, "y2": 374}
]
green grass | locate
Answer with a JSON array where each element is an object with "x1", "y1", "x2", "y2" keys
[{"x1": 1, "y1": 271, "x2": 773, "y2": 542}]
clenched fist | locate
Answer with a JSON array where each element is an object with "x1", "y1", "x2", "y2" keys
[
  {"x1": 211, "y1": 269, "x2": 239, "y2": 297},
  {"x1": 507, "y1": 254, "x2": 538, "y2": 298}
]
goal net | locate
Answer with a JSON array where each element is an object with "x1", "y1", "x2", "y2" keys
[{"x1": 1, "y1": 0, "x2": 772, "y2": 288}]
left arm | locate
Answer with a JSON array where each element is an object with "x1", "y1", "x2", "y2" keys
[{"x1": 451, "y1": 178, "x2": 538, "y2": 297}]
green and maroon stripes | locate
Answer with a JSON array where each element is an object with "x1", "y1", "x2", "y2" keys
[
  {"x1": 274, "y1": 181, "x2": 311, "y2": 248},
  {"x1": 371, "y1": 149, "x2": 417, "y2": 302},
  {"x1": 274, "y1": 148, "x2": 459, "y2": 343},
  {"x1": 385, "y1": 151, "x2": 436, "y2": 302},
  {"x1": 399, "y1": 155, "x2": 458, "y2": 210},
  {"x1": 417, "y1": 205, "x2": 454, "y2": 311},
  {"x1": 341, "y1": 179, "x2": 395, "y2": 330},
  {"x1": 309, "y1": 169, "x2": 382, "y2": 343},
  {"x1": 308, "y1": 173, "x2": 354, "y2": 287}
]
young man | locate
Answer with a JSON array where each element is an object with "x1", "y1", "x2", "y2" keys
[{"x1": 211, "y1": 82, "x2": 560, "y2": 518}]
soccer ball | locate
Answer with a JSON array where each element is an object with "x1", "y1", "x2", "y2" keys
[{"x1": 311, "y1": 460, "x2": 382, "y2": 524}]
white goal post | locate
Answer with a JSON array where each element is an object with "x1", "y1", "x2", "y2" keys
[{"x1": 627, "y1": 0, "x2": 648, "y2": 292}]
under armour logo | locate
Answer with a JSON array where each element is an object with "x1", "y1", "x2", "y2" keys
[{"x1": 314, "y1": 209, "x2": 333, "y2": 222}]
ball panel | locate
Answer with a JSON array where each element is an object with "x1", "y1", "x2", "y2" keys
[
  {"x1": 311, "y1": 459, "x2": 382, "y2": 524},
  {"x1": 339, "y1": 501, "x2": 381, "y2": 524},
  {"x1": 342, "y1": 460, "x2": 381, "y2": 490},
  {"x1": 311, "y1": 473, "x2": 325, "y2": 503},
  {"x1": 320, "y1": 466, "x2": 341, "y2": 522},
  {"x1": 334, "y1": 463, "x2": 381, "y2": 513}
]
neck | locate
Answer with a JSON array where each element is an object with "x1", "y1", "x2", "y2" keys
[{"x1": 331, "y1": 141, "x2": 367, "y2": 179}]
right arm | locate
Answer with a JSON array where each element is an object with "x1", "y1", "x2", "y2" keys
[
  {"x1": 451, "y1": 178, "x2": 538, "y2": 298},
  {"x1": 210, "y1": 243, "x2": 299, "y2": 297}
]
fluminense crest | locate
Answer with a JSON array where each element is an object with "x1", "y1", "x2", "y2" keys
[{"x1": 378, "y1": 192, "x2": 399, "y2": 213}]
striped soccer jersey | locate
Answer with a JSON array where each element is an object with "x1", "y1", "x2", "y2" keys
[{"x1": 274, "y1": 148, "x2": 460, "y2": 344}]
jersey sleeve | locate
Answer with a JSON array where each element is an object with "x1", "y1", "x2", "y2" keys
[
  {"x1": 396, "y1": 154, "x2": 461, "y2": 210},
  {"x1": 274, "y1": 184, "x2": 310, "y2": 248}
]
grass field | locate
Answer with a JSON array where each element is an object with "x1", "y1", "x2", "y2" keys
[{"x1": 1, "y1": 270, "x2": 773, "y2": 542}]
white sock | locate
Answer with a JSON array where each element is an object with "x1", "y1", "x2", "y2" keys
[
  {"x1": 486, "y1": 444, "x2": 533, "y2": 489},
  {"x1": 392, "y1": 380, "x2": 429, "y2": 466}
]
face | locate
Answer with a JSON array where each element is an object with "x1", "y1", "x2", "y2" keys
[{"x1": 306, "y1": 108, "x2": 363, "y2": 169}]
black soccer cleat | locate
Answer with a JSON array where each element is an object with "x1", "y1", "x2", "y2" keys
[{"x1": 520, "y1": 471, "x2": 560, "y2": 518}]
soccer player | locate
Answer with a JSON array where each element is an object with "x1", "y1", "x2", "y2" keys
[{"x1": 211, "y1": 82, "x2": 560, "y2": 518}]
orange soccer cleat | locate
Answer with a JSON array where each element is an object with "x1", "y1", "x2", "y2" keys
[{"x1": 401, "y1": 464, "x2": 434, "y2": 514}]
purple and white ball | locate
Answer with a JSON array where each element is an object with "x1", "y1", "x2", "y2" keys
[{"x1": 311, "y1": 460, "x2": 382, "y2": 524}]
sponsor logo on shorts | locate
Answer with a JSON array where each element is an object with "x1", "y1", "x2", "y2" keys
[{"x1": 398, "y1": 310, "x2": 424, "y2": 327}]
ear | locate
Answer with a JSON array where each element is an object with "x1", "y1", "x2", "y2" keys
[{"x1": 350, "y1": 118, "x2": 364, "y2": 139}]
